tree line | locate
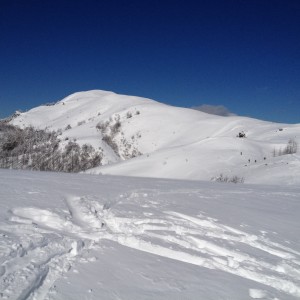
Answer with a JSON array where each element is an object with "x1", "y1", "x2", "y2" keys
[{"x1": 0, "y1": 122, "x2": 103, "y2": 172}]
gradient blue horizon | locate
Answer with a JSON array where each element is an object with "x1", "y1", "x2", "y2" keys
[{"x1": 0, "y1": 0, "x2": 299, "y2": 123}]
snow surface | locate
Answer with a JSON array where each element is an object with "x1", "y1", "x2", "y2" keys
[
  {"x1": 10, "y1": 90, "x2": 300, "y2": 185},
  {"x1": 0, "y1": 169, "x2": 300, "y2": 299}
]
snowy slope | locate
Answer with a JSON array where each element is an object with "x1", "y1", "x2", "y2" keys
[
  {"x1": 0, "y1": 169, "x2": 300, "y2": 299},
  {"x1": 10, "y1": 90, "x2": 300, "y2": 184}
]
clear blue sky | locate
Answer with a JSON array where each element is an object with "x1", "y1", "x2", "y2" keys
[{"x1": 1, "y1": 0, "x2": 299, "y2": 123}]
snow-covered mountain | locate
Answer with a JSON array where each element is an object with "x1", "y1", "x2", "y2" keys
[
  {"x1": 2, "y1": 90, "x2": 300, "y2": 299},
  {"x1": 10, "y1": 90, "x2": 300, "y2": 185}
]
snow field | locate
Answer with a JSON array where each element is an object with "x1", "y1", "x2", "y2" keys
[{"x1": 0, "y1": 170, "x2": 300, "y2": 299}]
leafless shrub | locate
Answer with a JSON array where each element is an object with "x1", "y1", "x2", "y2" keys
[
  {"x1": 96, "y1": 121, "x2": 109, "y2": 133},
  {"x1": 212, "y1": 174, "x2": 245, "y2": 184},
  {"x1": 102, "y1": 135, "x2": 119, "y2": 156},
  {"x1": 111, "y1": 121, "x2": 121, "y2": 135},
  {"x1": 284, "y1": 139, "x2": 298, "y2": 154},
  {"x1": 273, "y1": 139, "x2": 298, "y2": 156},
  {"x1": 77, "y1": 120, "x2": 86, "y2": 126}
]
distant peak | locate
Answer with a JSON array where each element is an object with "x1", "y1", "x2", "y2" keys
[{"x1": 60, "y1": 90, "x2": 116, "y2": 103}]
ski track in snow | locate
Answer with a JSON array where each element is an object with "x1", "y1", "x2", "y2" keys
[{"x1": 0, "y1": 192, "x2": 300, "y2": 299}]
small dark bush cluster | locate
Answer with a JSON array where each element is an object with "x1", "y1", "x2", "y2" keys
[
  {"x1": 211, "y1": 174, "x2": 245, "y2": 184},
  {"x1": 43, "y1": 102, "x2": 56, "y2": 106},
  {"x1": 111, "y1": 121, "x2": 121, "y2": 135},
  {"x1": 237, "y1": 131, "x2": 246, "y2": 138},
  {"x1": 120, "y1": 133, "x2": 142, "y2": 159},
  {"x1": 0, "y1": 111, "x2": 22, "y2": 124},
  {"x1": 96, "y1": 120, "x2": 109, "y2": 133},
  {"x1": 77, "y1": 120, "x2": 86, "y2": 126},
  {"x1": 96, "y1": 115, "x2": 122, "y2": 156},
  {"x1": 0, "y1": 123, "x2": 103, "y2": 172}
]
